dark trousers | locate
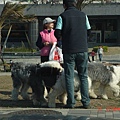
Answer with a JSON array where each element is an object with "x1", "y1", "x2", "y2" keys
[
  {"x1": 63, "y1": 52, "x2": 90, "y2": 107},
  {"x1": 88, "y1": 56, "x2": 91, "y2": 62},
  {"x1": 41, "y1": 56, "x2": 49, "y2": 63},
  {"x1": 92, "y1": 56, "x2": 94, "y2": 61}
]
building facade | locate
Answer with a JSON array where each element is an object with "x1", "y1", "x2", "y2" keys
[{"x1": 0, "y1": 2, "x2": 120, "y2": 48}]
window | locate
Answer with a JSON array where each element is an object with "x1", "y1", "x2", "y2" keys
[{"x1": 2, "y1": 20, "x2": 29, "y2": 47}]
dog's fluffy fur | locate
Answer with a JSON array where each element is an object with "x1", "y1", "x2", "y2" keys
[
  {"x1": 11, "y1": 62, "x2": 48, "y2": 107},
  {"x1": 48, "y1": 69, "x2": 82, "y2": 108},
  {"x1": 33, "y1": 61, "x2": 82, "y2": 107},
  {"x1": 48, "y1": 62, "x2": 120, "y2": 107},
  {"x1": 11, "y1": 62, "x2": 32, "y2": 100},
  {"x1": 11, "y1": 61, "x2": 81, "y2": 107},
  {"x1": 88, "y1": 63, "x2": 120, "y2": 100},
  {"x1": 11, "y1": 61, "x2": 120, "y2": 108}
]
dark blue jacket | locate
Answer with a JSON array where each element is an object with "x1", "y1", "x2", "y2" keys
[{"x1": 55, "y1": 7, "x2": 88, "y2": 54}]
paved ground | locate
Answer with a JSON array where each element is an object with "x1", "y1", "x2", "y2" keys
[
  {"x1": 0, "y1": 108, "x2": 120, "y2": 120},
  {"x1": 2, "y1": 54, "x2": 120, "y2": 64},
  {"x1": 0, "y1": 54, "x2": 120, "y2": 120}
]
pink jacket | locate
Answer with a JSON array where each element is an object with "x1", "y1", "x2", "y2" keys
[{"x1": 40, "y1": 29, "x2": 57, "y2": 56}]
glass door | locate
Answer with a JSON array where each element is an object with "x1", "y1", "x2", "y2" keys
[{"x1": 88, "y1": 30, "x2": 101, "y2": 43}]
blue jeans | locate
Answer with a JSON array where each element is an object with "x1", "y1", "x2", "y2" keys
[
  {"x1": 98, "y1": 54, "x2": 103, "y2": 61},
  {"x1": 63, "y1": 52, "x2": 90, "y2": 107}
]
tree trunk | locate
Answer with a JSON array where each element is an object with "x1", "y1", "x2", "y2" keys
[
  {"x1": 76, "y1": 0, "x2": 84, "y2": 10},
  {"x1": 0, "y1": 28, "x2": 2, "y2": 60},
  {"x1": 0, "y1": 28, "x2": 6, "y2": 72}
]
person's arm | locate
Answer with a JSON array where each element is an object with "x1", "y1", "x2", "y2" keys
[
  {"x1": 87, "y1": 29, "x2": 91, "y2": 37},
  {"x1": 54, "y1": 16, "x2": 63, "y2": 40},
  {"x1": 86, "y1": 15, "x2": 91, "y2": 38},
  {"x1": 102, "y1": 48, "x2": 104, "y2": 55},
  {"x1": 54, "y1": 29, "x2": 62, "y2": 40},
  {"x1": 36, "y1": 33, "x2": 44, "y2": 49}
]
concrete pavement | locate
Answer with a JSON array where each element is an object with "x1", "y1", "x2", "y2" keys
[
  {"x1": 0, "y1": 108, "x2": 120, "y2": 120},
  {"x1": 2, "y1": 54, "x2": 120, "y2": 64}
]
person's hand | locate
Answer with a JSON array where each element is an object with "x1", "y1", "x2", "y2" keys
[{"x1": 44, "y1": 42, "x2": 50, "y2": 46}]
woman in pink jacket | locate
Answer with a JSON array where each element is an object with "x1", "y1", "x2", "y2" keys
[{"x1": 36, "y1": 17, "x2": 57, "y2": 63}]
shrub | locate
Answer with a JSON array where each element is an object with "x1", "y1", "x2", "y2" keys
[
  {"x1": 4, "y1": 47, "x2": 36, "y2": 53},
  {"x1": 93, "y1": 46, "x2": 108, "y2": 52}
]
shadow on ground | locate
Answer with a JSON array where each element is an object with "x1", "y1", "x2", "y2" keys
[
  {"x1": 0, "y1": 90, "x2": 64, "y2": 108},
  {"x1": 0, "y1": 99, "x2": 65, "y2": 108}
]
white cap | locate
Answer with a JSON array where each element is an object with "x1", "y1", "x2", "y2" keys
[{"x1": 43, "y1": 17, "x2": 55, "y2": 25}]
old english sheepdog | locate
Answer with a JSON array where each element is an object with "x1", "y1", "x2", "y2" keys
[
  {"x1": 88, "y1": 63, "x2": 120, "y2": 100},
  {"x1": 11, "y1": 62, "x2": 32, "y2": 100},
  {"x1": 48, "y1": 68, "x2": 84, "y2": 108},
  {"x1": 25, "y1": 61, "x2": 81, "y2": 107},
  {"x1": 28, "y1": 61, "x2": 64, "y2": 105},
  {"x1": 48, "y1": 62, "x2": 120, "y2": 108},
  {"x1": 29, "y1": 61, "x2": 82, "y2": 107},
  {"x1": 11, "y1": 62, "x2": 48, "y2": 107}
]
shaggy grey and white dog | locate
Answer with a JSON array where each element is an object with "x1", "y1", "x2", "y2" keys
[
  {"x1": 11, "y1": 62, "x2": 48, "y2": 107},
  {"x1": 11, "y1": 62, "x2": 32, "y2": 100},
  {"x1": 88, "y1": 63, "x2": 120, "y2": 100},
  {"x1": 48, "y1": 68, "x2": 82, "y2": 108},
  {"x1": 48, "y1": 62, "x2": 120, "y2": 108}
]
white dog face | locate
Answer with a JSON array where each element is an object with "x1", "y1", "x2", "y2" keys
[
  {"x1": 109, "y1": 65, "x2": 120, "y2": 83},
  {"x1": 40, "y1": 61, "x2": 63, "y2": 72}
]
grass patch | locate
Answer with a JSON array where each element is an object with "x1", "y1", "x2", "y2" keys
[{"x1": 4, "y1": 47, "x2": 36, "y2": 53}]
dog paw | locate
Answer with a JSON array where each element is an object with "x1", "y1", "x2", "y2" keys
[
  {"x1": 48, "y1": 102, "x2": 56, "y2": 108},
  {"x1": 62, "y1": 100, "x2": 67, "y2": 105},
  {"x1": 33, "y1": 99, "x2": 40, "y2": 106},
  {"x1": 113, "y1": 92, "x2": 119, "y2": 97},
  {"x1": 89, "y1": 93, "x2": 97, "y2": 99},
  {"x1": 75, "y1": 95, "x2": 81, "y2": 101},
  {"x1": 40, "y1": 101, "x2": 48, "y2": 107},
  {"x1": 101, "y1": 95, "x2": 108, "y2": 100},
  {"x1": 75, "y1": 93, "x2": 81, "y2": 101},
  {"x1": 57, "y1": 95, "x2": 67, "y2": 104}
]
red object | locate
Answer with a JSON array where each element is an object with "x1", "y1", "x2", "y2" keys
[
  {"x1": 91, "y1": 51, "x2": 96, "y2": 56},
  {"x1": 54, "y1": 50, "x2": 60, "y2": 61}
]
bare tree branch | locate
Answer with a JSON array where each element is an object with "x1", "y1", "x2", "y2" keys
[{"x1": 76, "y1": 0, "x2": 94, "y2": 10}]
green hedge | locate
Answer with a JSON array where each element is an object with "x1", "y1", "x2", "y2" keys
[
  {"x1": 4, "y1": 47, "x2": 36, "y2": 53},
  {"x1": 93, "y1": 46, "x2": 108, "y2": 52}
]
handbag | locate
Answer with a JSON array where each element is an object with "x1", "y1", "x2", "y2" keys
[{"x1": 49, "y1": 42, "x2": 63, "y2": 63}]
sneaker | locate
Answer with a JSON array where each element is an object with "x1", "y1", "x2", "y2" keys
[
  {"x1": 83, "y1": 105, "x2": 91, "y2": 109},
  {"x1": 76, "y1": 105, "x2": 91, "y2": 109}
]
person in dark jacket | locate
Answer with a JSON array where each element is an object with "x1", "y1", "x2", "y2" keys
[{"x1": 54, "y1": 0, "x2": 91, "y2": 109}]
